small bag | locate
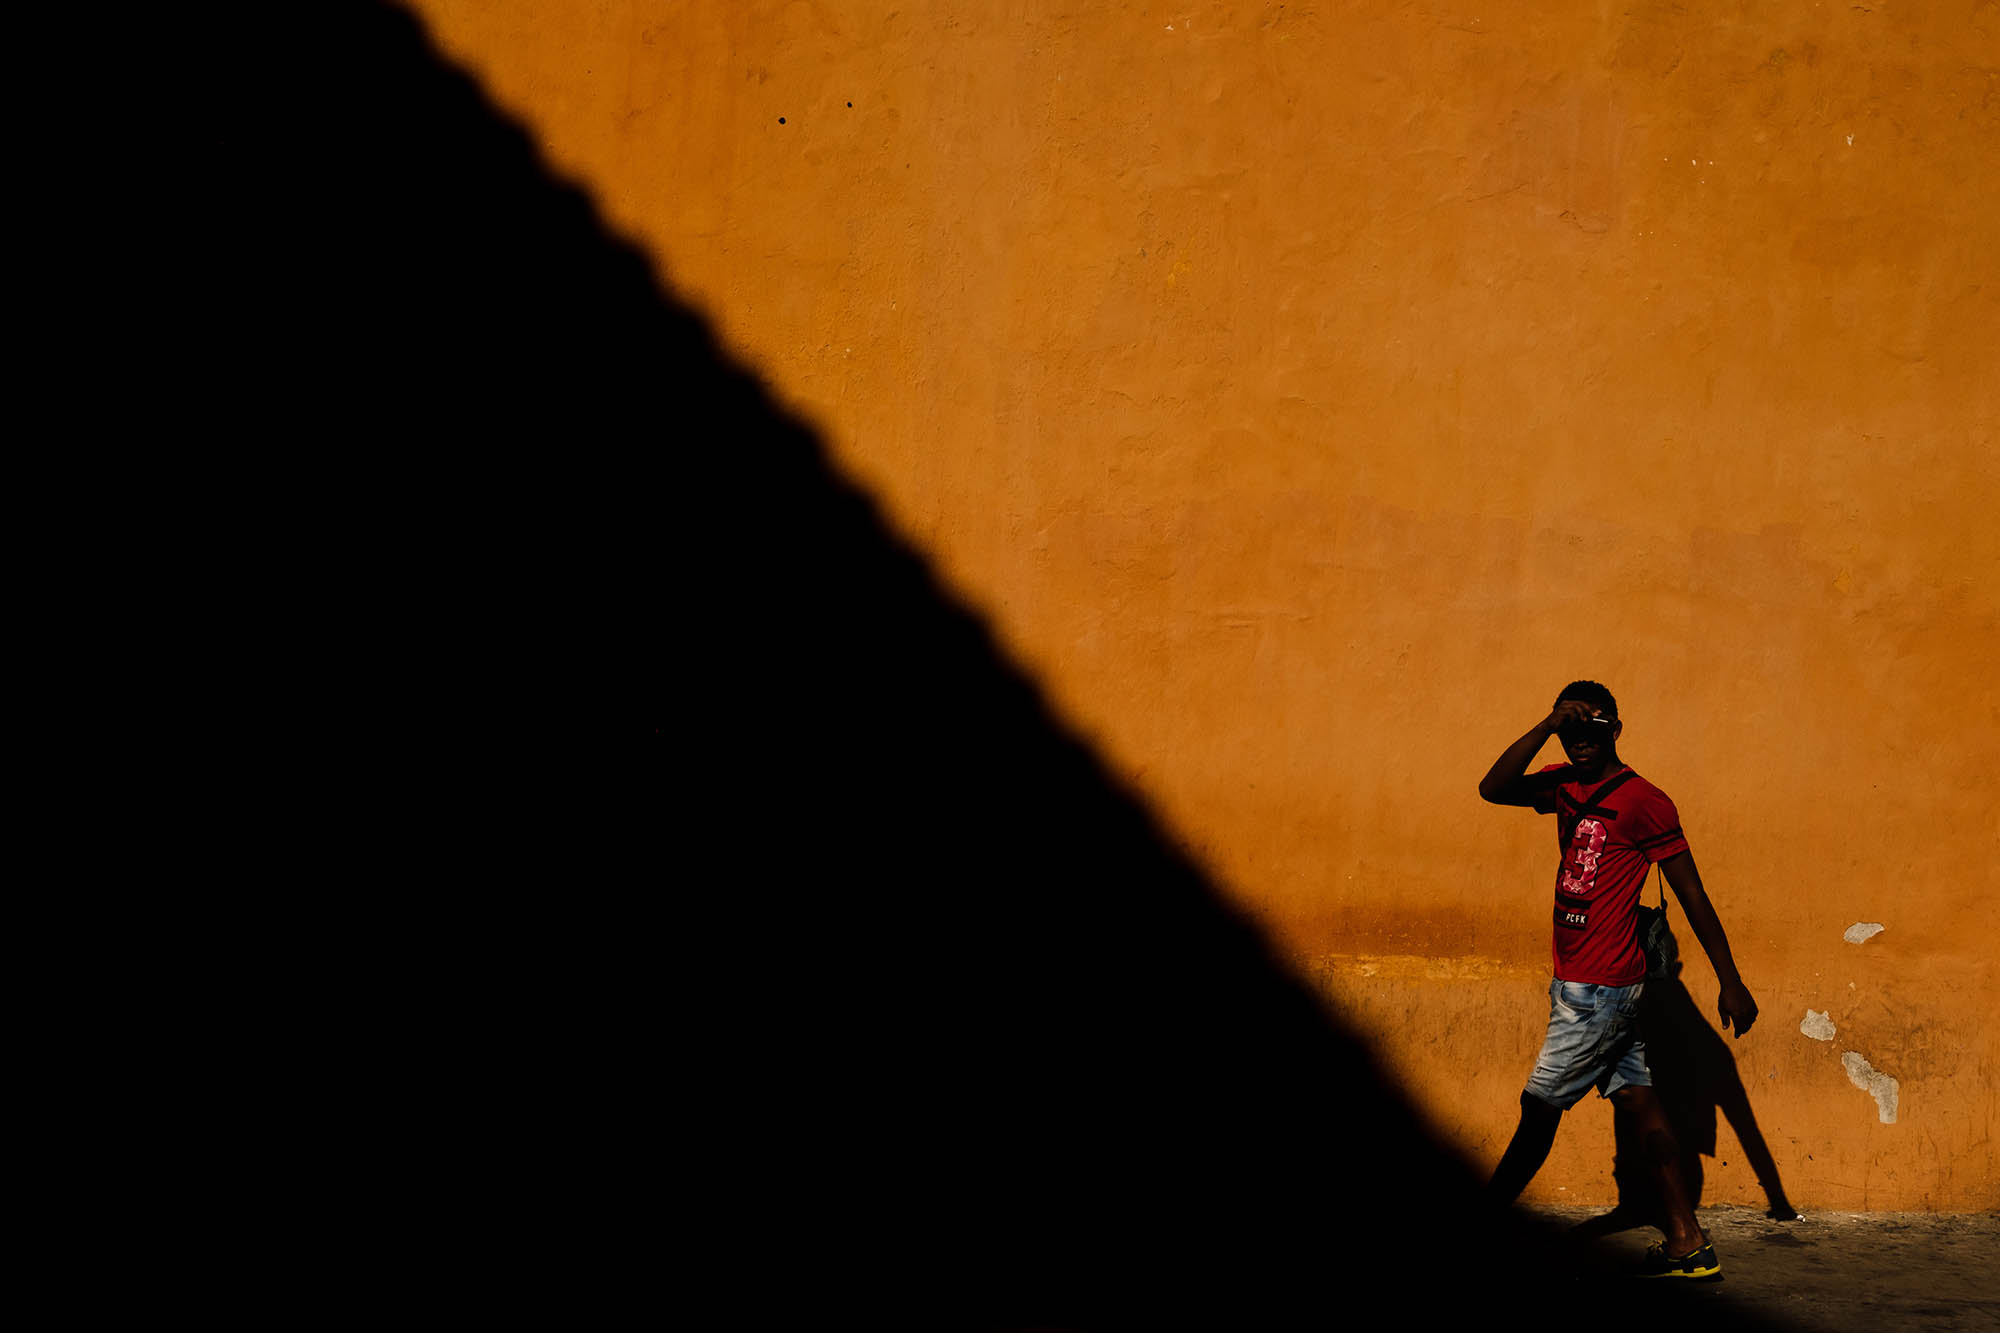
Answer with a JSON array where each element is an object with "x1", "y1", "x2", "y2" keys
[{"x1": 1635, "y1": 865, "x2": 1679, "y2": 980}]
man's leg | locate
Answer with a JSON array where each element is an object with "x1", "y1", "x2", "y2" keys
[
  {"x1": 1487, "y1": 1091, "x2": 1563, "y2": 1205},
  {"x1": 1608, "y1": 1085, "x2": 1704, "y2": 1255}
]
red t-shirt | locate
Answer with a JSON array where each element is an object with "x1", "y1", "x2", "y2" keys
[{"x1": 1531, "y1": 765, "x2": 1690, "y2": 985}]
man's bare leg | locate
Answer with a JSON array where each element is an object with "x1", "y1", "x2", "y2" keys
[
  {"x1": 1609, "y1": 1085, "x2": 1705, "y2": 1254},
  {"x1": 1488, "y1": 1091, "x2": 1563, "y2": 1205}
]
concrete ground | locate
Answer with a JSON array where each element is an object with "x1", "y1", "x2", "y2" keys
[{"x1": 1531, "y1": 1204, "x2": 2000, "y2": 1331}]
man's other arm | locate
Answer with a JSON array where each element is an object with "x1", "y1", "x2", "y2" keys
[{"x1": 1659, "y1": 850, "x2": 1759, "y2": 1037}]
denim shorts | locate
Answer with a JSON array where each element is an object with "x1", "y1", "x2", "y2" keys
[{"x1": 1523, "y1": 979, "x2": 1651, "y2": 1110}]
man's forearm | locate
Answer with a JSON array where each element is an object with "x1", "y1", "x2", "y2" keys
[
  {"x1": 1678, "y1": 889, "x2": 1743, "y2": 987},
  {"x1": 1478, "y1": 720, "x2": 1554, "y2": 801},
  {"x1": 1661, "y1": 850, "x2": 1757, "y2": 1035},
  {"x1": 1662, "y1": 854, "x2": 1744, "y2": 985}
]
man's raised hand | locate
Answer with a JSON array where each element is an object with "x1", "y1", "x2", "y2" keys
[{"x1": 1544, "y1": 699, "x2": 1599, "y2": 732}]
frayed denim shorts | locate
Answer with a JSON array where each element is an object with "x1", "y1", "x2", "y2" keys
[{"x1": 1523, "y1": 979, "x2": 1650, "y2": 1110}]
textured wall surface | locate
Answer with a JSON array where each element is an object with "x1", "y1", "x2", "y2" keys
[{"x1": 410, "y1": 1, "x2": 1998, "y2": 1208}]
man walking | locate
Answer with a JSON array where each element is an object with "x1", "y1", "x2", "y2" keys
[{"x1": 1478, "y1": 681, "x2": 1758, "y2": 1279}]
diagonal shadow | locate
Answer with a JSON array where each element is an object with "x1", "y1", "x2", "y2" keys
[{"x1": 260, "y1": 5, "x2": 1796, "y2": 1325}]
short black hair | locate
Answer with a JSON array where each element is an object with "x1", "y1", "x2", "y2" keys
[{"x1": 1555, "y1": 680, "x2": 1618, "y2": 719}]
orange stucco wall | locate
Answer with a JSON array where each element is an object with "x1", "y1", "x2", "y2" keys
[{"x1": 409, "y1": 1, "x2": 1998, "y2": 1209}]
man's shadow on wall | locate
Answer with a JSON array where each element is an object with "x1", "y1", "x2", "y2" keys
[
  {"x1": 238, "y1": 6, "x2": 1792, "y2": 1326},
  {"x1": 1574, "y1": 965, "x2": 1800, "y2": 1241}
]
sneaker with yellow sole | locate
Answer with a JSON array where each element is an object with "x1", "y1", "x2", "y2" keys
[{"x1": 1636, "y1": 1238, "x2": 1721, "y2": 1281}]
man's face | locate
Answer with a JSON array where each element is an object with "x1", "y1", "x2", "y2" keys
[{"x1": 1557, "y1": 706, "x2": 1621, "y2": 768}]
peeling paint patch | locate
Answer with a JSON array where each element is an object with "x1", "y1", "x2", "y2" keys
[
  {"x1": 1843, "y1": 921, "x2": 1885, "y2": 944},
  {"x1": 1841, "y1": 1051, "x2": 1899, "y2": 1123},
  {"x1": 1801, "y1": 1009, "x2": 1836, "y2": 1040}
]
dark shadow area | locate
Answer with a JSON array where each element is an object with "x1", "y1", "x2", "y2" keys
[
  {"x1": 1573, "y1": 965, "x2": 1800, "y2": 1241},
  {"x1": 219, "y1": 5, "x2": 1794, "y2": 1325}
]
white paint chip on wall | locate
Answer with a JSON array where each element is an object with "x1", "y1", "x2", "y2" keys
[
  {"x1": 1801, "y1": 1009, "x2": 1836, "y2": 1041},
  {"x1": 1843, "y1": 922, "x2": 1885, "y2": 944},
  {"x1": 1841, "y1": 1051, "x2": 1900, "y2": 1124}
]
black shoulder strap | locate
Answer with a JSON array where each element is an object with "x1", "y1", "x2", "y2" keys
[
  {"x1": 1577, "y1": 768, "x2": 1638, "y2": 813},
  {"x1": 1558, "y1": 767, "x2": 1639, "y2": 841}
]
